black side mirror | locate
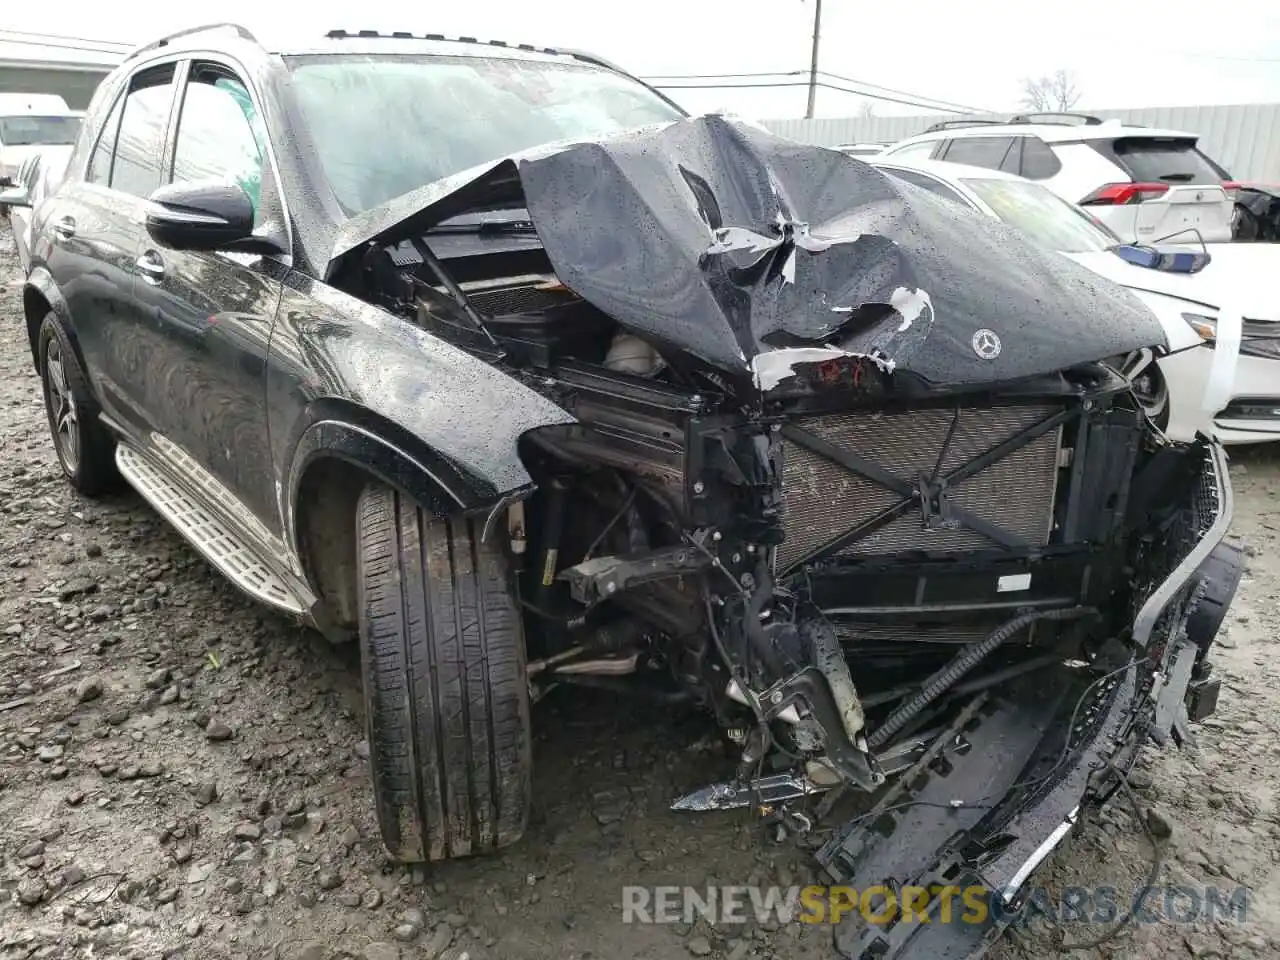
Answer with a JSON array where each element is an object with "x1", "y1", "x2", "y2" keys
[{"x1": 145, "y1": 180, "x2": 257, "y2": 252}]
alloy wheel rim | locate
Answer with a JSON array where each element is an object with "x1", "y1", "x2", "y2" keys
[{"x1": 45, "y1": 340, "x2": 79, "y2": 473}]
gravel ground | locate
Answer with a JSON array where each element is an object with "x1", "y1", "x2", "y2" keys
[{"x1": 1, "y1": 225, "x2": 1278, "y2": 960}]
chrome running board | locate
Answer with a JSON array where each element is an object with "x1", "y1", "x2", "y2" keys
[{"x1": 116, "y1": 444, "x2": 310, "y2": 615}]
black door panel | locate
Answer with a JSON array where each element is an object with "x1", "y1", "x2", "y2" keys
[
  {"x1": 131, "y1": 60, "x2": 284, "y2": 534},
  {"x1": 44, "y1": 64, "x2": 179, "y2": 438},
  {"x1": 43, "y1": 188, "x2": 153, "y2": 433},
  {"x1": 133, "y1": 247, "x2": 284, "y2": 529}
]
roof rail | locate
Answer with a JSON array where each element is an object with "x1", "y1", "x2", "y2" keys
[
  {"x1": 323, "y1": 29, "x2": 569, "y2": 57},
  {"x1": 920, "y1": 119, "x2": 1003, "y2": 134},
  {"x1": 128, "y1": 23, "x2": 258, "y2": 61},
  {"x1": 559, "y1": 48, "x2": 631, "y2": 74},
  {"x1": 1009, "y1": 111, "x2": 1103, "y2": 126}
]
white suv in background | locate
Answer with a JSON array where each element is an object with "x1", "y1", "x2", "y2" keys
[{"x1": 879, "y1": 113, "x2": 1237, "y2": 244}]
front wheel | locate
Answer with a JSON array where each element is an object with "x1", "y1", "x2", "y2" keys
[{"x1": 356, "y1": 481, "x2": 532, "y2": 862}]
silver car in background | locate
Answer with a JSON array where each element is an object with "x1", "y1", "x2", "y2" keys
[{"x1": 3, "y1": 145, "x2": 71, "y2": 273}]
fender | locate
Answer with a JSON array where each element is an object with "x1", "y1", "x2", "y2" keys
[
  {"x1": 285, "y1": 411, "x2": 509, "y2": 534},
  {"x1": 22, "y1": 266, "x2": 76, "y2": 369},
  {"x1": 270, "y1": 272, "x2": 576, "y2": 557}
]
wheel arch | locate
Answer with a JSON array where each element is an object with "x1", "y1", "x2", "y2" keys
[
  {"x1": 23, "y1": 268, "x2": 74, "y2": 369},
  {"x1": 285, "y1": 403, "x2": 535, "y2": 634}
]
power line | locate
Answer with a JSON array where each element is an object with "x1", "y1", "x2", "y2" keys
[
  {"x1": 642, "y1": 70, "x2": 806, "y2": 81},
  {"x1": 1173, "y1": 51, "x2": 1280, "y2": 63},
  {"x1": 0, "y1": 34, "x2": 127, "y2": 58},
  {"x1": 655, "y1": 81, "x2": 814, "y2": 89},
  {"x1": 651, "y1": 78, "x2": 972, "y2": 114},
  {"x1": 0, "y1": 28, "x2": 132, "y2": 49},
  {"x1": 816, "y1": 69, "x2": 991, "y2": 114},
  {"x1": 643, "y1": 68, "x2": 984, "y2": 115}
]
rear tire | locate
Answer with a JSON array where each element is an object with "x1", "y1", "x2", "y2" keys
[
  {"x1": 356, "y1": 481, "x2": 531, "y2": 862},
  {"x1": 38, "y1": 313, "x2": 119, "y2": 497}
]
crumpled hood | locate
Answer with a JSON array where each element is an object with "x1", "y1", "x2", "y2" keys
[{"x1": 331, "y1": 115, "x2": 1166, "y2": 389}]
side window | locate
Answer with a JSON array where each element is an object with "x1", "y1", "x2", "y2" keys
[
  {"x1": 85, "y1": 93, "x2": 126, "y2": 186},
  {"x1": 885, "y1": 168, "x2": 970, "y2": 206},
  {"x1": 1000, "y1": 138, "x2": 1024, "y2": 175},
  {"x1": 885, "y1": 140, "x2": 939, "y2": 162},
  {"x1": 941, "y1": 136, "x2": 1015, "y2": 171},
  {"x1": 170, "y1": 65, "x2": 268, "y2": 223},
  {"x1": 1019, "y1": 137, "x2": 1062, "y2": 180},
  {"x1": 112, "y1": 65, "x2": 176, "y2": 197}
]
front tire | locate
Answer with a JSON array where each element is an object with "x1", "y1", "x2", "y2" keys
[
  {"x1": 356, "y1": 482, "x2": 531, "y2": 862},
  {"x1": 38, "y1": 313, "x2": 119, "y2": 496}
]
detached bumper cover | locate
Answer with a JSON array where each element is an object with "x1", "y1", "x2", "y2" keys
[{"x1": 820, "y1": 441, "x2": 1234, "y2": 960}]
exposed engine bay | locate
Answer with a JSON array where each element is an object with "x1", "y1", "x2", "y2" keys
[{"x1": 329, "y1": 117, "x2": 1241, "y2": 957}]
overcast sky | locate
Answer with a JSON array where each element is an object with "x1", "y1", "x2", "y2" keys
[{"x1": 3, "y1": 0, "x2": 1280, "y2": 118}]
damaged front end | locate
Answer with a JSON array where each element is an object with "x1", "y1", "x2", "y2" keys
[{"x1": 332, "y1": 116, "x2": 1241, "y2": 958}]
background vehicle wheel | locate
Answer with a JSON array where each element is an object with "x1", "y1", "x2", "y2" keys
[
  {"x1": 38, "y1": 313, "x2": 119, "y2": 496},
  {"x1": 356, "y1": 481, "x2": 531, "y2": 862},
  {"x1": 1120, "y1": 349, "x2": 1170, "y2": 430}
]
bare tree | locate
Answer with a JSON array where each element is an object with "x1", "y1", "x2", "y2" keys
[
  {"x1": 858, "y1": 100, "x2": 876, "y2": 120},
  {"x1": 1020, "y1": 70, "x2": 1081, "y2": 112}
]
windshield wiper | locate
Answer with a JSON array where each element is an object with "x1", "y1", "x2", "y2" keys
[{"x1": 1158, "y1": 173, "x2": 1196, "y2": 182}]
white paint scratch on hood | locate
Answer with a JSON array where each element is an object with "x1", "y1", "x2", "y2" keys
[
  {"x1": 828, "y1": 286, "x2": 933, "y2": 332},
  {"x1": 750, "y1": 346, "x2": 895, "y2": 392},
  {"x1": 889, "y1": 286, "x2": 933, "y2": 332}
]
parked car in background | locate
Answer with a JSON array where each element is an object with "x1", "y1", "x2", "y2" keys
[
  {"x1": 834, "y1": 141, "x2": 890, "y2": 157},
  {"x1": 872, "y1": 157, "x2": 1280, "y2": 444},
  {"x1": 1232, "y1": 182, "x2": 1280, "y2": 242},
  {"x1": 8, "y1": 27, "x2": 1240, "y2": 960},
  {"x1": 0, "y1": 93, "x2": 81, "y2": 186},
  {"x1": 879, "y1": 113, "x2": 1238, "y2": 246},
  {"x1": 3, "y1": 147, "x2": 72, "y2": 271}
]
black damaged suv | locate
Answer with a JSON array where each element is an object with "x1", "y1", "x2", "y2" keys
[{"x1": 7, "y1": 23, "x2": 1242, "y2": 959}]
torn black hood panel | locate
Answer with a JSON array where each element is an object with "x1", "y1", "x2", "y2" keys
[{"x1": 331, "y1": 116, "x2": 1165, "y2": 389}]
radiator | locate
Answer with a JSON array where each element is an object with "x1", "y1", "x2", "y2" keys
[{"x1": 778, "y1": 404, "x2": 1063, "y2": 569}]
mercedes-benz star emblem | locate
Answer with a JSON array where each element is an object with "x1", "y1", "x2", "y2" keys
[{"x1": 971, "y1": 328, "x2": 1002, "y2": 360}]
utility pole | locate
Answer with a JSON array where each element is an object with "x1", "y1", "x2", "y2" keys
[{"x1": 805, "y1": 0, "x2": 823, "y2": 118}]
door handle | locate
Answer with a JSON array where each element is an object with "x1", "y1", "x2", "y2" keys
[
  {"x1": 135, "y1": 250, "x2": 165, "y2": 285},
  {"x1": 53, "y1": 216, "x2": 76, "y2": 241}
]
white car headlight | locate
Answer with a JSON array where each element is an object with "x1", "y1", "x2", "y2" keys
[
  {"x1": 1183, "y1": 312, "x2": 1280, "y2": 358},
  {"x1": 1181, "y1": 312, "x2": 1217, "y2": 341}
]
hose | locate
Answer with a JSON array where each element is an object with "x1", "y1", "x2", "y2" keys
[{"x1": 867, "y1": 606, "x2": 1095, "y2": 749}]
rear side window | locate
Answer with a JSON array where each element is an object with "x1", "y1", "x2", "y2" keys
[
  {"x1": 941, "y1": 136, "x2": 1015, "y2": 171},
  {"x1": 999, "y1": 138, "x2": 1023, "y2": 175},
  {"x1": 885, "y1": 140, "x2": 940, "y2": 162},
  {"x1": 86, "y1": 94, "x2": 126, "y2": 186},
  {"x1": 1104, "y1": 137, "x2": 1229, "y2": 184},
  {"x1": 1018, "y1": 136, "x2": 1062, "y2": 180},
  {"x1": 884, "y1": 168, "x2": 969, "y2": 206},
  {"x1": 110, "y1": 64, "x2": 176, "y2": 198}
]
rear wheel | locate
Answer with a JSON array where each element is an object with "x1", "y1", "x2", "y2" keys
[
  {"x1": 38, "y1": 313, "x2": 119, "y2": 496},
  {"x1": 356, "y1": 481, "x2": 531, "y2": 862}
]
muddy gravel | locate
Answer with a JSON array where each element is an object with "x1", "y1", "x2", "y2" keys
[{"x1": 1, "y1": 225, "x2": 1278, "y2": 960}]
